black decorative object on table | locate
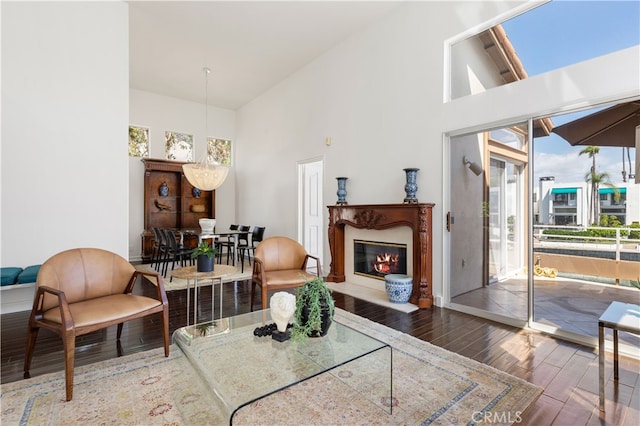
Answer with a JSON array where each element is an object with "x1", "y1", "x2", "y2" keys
[
  {"x1": 253, "y1": 322, "x2": 293, "y2": 338},
  {"x1": 272, "y1": 330, "x2": 291, "y2": 342},
  {"x1": 192, "y1": 187, "x2": 201, "y2": 198},
  {"x1": 291, "y1": 277, "x2": 335, "y2": 342}
]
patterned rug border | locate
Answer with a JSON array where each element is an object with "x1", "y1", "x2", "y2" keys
[
  {"x1": 337, "y1": 309, "x2": 526, "y2": 385},
  {"x1": 0, "y1": 309, "x2": 543, "y2": 425},
  {"x1": 334, "y1": 309, "x2": 543, "y2": 420}
]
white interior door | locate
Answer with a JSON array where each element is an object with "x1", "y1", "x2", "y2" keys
[{"x1": 299, "y1": 159, "x2": 323, "y2": 272}]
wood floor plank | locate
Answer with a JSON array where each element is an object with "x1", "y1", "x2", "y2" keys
[
  {"x1": 520, "y1": 394, "x2": 563, "y2": 425},
  {"x1": 545, "y1": 352, "x2": 593, "y2": 403},
  {"x1": 554, "y1": 387, "x2": 599, "y2": 425},
  {"x1": 518, "y1": 361, "x2": 562, "y2": 391},
  {"x1": 545, "y1": 342, "x2": 580, "y2": 368},
  {"x1": 621, "y1": 380, "x2": 640, "y2": 426}
]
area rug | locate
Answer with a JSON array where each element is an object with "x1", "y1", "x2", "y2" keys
[
  {"x1": 0, "y1": 309, "x2": 542, "y2": 425},
  {"x1": 135, "y1": 263, "x2": 252, "y2": 292}
]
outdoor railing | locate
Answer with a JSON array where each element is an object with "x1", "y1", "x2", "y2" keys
[{"x1": 534, "y1": 225, "x2": 639, "y2": 258}]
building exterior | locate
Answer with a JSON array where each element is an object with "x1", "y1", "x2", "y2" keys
[{"x1": 537, "y1": 177, "x2": 639, "y2": 226}]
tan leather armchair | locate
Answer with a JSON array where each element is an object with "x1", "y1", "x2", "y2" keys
[
  {"x1": 251, "y1": 236, "x2": 321, "y2": 311},
  {"x1": 23, "y1": 248, "x2": 170, "y2": 401}
]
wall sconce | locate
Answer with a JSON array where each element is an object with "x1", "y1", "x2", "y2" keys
[{"x1": 463, "y1": 156, "x2": 483, "y2": 176}]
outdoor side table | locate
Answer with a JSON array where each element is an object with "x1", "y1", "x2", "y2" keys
[
  {"x1": 171, "y1": 264, "x2": 237, "y2": 325},
  {"x1": 598, "y1": 301, "x2": 640, "y2": 411}
]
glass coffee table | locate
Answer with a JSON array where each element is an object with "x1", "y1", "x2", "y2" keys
[{"x1": 172, "y1": 310, "x2": 392, "y2": 425}]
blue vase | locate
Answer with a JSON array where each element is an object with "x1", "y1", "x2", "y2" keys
[
  {"x1": 192, "y1": 187, "x2": 201, "y2": 198},
  {"x1": 336, "y1": 177, "x2": 348, "y2": 205},
  {"x1": 403, "y1": 168, "x2": 419, "y2": 204},
  {"x1": 384, "y1": 274, "x2": 413, "y2": 303},
  {"x1": 159, "y1": 181, "x2": 169, "y2": 197}
]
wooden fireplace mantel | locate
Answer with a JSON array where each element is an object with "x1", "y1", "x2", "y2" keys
[{"x1": 327, "y1": 203, "x2": 435, "y2": 309}]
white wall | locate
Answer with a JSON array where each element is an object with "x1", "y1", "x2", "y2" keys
[
  {"x1": 128, "y1": 89, "x2": 236, "y2": 261},
  {"x1": 1, "y1": 2, "x2": 129, "y2": 266}
]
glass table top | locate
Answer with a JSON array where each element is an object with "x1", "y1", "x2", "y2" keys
[{"x1": 172, "y1": 309, "x2": 391, "y2": 424}]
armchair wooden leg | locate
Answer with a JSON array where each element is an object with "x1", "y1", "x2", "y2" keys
[
  {"x1": 63, "y1": 331, "x2": 76, "y2": 401},
  {"x1": 261, "y1": 286, "x2": 268, "y2": 311},
  {"x1": 23, "y1": 326, "x2": 39, "y2": 373},
  {"x1": 250, "y1": 281, "x2": 256, "y2": 312},
  {"x1": 116, "y1": 322, "x2": 124, "y2": 340},
  {"x1": 162, "y1": 309, "x2": 170, "y2": 357}
]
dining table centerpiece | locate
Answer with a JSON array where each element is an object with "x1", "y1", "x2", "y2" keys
[{"x1": 191, "y1": 241, "x2": 217, "y2": 272}]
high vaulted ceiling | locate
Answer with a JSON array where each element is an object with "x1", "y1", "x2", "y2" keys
[{"x1": 129, "y1": 1, "x2": 402, "y2": 110}]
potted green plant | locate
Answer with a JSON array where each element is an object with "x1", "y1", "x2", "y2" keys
[
  {"x1": 291, "y1": 277, "x2": 335, "y2": 342},
  {"x1": 191, "y1": 241, "x2": 217, "y2": 272}
]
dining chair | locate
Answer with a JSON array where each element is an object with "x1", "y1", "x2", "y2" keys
[
  {"x1": 217, "y1": 224, "x2": 239, "y2": 264},
  {"x1": 162, "y1": 230, "x2": 195, "y2": 279},
  {"x1": 238, "y1": 226, "x2": 265, "y2": 272},
  {"x1": 150, "y1": 227, "x2": 164, "y2": 271},
  {"x1": 156, "y1": 228, "x2": 171, "y2": 273},
  {"x1": 233, "y1": 226, "x2": 251, "y2": 267}
]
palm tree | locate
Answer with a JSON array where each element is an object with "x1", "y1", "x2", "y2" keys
[
  {"x1": 625, "y1": 147, "x2": 633, "y2": 180},
  {"x1": 621, "y1": 147, "x2": 633, "y2": 182},
  {"x1": 584, "y1": 170, "x2": 619, "y2": 225},
  {"x1": 622, "y1": 148, "x2": 627, "y2": 182},
  {"x1": 579, "y1": 146, "x2": 600, "y2": 224}
]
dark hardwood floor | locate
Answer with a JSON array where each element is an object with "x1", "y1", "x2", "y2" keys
[{"x1": 2, "y1": 277, "x2": 638, "y2": 425}]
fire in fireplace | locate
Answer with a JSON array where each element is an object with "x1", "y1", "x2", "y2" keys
[{"x1": 353, "y1": 239, "x2": 407, "y2": 280}]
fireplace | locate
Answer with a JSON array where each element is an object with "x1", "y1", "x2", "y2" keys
[
  {"x1": 354, "y1": 240, "x2": 407, "y2": 280},
  {"x1": 327, "y1": 203, "x2": 434, "y2": 308}
]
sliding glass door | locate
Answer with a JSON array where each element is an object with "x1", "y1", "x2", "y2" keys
[
  {"x1": 531, "y1": 106, "x2": 639, "y2": 349},
  {"x1": 449, "y1": 105, "x2": 639, "y2": 350},
  {"x1": 449, "y1": 124, "x2": 528, "y2": 323}
]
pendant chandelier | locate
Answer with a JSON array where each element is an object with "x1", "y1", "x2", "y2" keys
[{"x1": 182, "y1": 67, "x2": 230, "y2": 191}]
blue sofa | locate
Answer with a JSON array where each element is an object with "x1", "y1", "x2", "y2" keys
[{"x1": 1, "y1": 265, "x2": 41, "y2": 313}]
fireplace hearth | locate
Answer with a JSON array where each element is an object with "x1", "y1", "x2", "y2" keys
[{"x1": 354, "y1": 240, "x2": 407, "y2": 280}]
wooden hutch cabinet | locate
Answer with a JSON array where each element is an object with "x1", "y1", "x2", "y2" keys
[{"x1": 141, "y1": 158, "x2": 216, "y2": 261}]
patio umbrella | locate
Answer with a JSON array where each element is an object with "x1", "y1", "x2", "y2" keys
[
  {"x1": 551, "y1": 101, "x2": 639, "y2": 148},
  {"x1": 551, "y1": 100, "x2": 639, "y2": 181}
]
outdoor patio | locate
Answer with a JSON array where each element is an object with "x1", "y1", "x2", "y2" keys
[{"x1": 451, "y1": 275, "x2": 640, "y2": 347}]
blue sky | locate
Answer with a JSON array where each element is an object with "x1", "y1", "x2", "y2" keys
[{"x1": 501, "y1": 0, "x2": 639, "y2": 184}]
